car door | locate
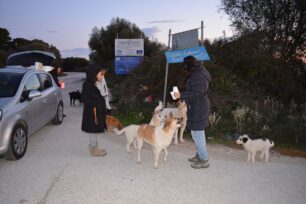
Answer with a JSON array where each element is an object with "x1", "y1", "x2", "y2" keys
[
  {"x1": 23, "y1": 73, "x2": 48, "y2": 133},
  {"x1": 38, "y1": 73, "x2": 57, "y2": 120}
]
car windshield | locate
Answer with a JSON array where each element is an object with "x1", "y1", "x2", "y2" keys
[
  {"x1": 7, "y1": 52, "x2": 55, "y2": 66},
  {"x1": 0, "y1": 72, "x2": 24, "y2": 97}
]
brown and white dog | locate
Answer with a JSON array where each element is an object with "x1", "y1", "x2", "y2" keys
[
  {"x1": 106, "y1": 115, "x2": 124, "y2": 133},
  {"x1": 137, "y1": 113, "x2": 179, "y2": 168},
  {"x1": 236, "y1": 134, "x2": 275, "y2": 162},
  {"x1": 113, "y1": 108, "x2": 164, "y2": 153}
]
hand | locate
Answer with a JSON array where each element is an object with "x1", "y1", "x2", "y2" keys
[
  {"x1": 93, "y1": 107, "x2": 98, "y2": 125},
  {"x1": 174, "y1": 91, "x2": 181, "y2": 99}
]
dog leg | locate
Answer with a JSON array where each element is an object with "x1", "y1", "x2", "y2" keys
[
  {"x1": 265, "y1": 150, "x2": 270, "y2": 162},
  {"x1": 107, "y1": 125, "x2": 111, "y2": 133},
  {"x1": 132, "y1": 140, "x2": 137, "y2": 149},
  {"x1": 173, "y1": 129, "x2": 178, "y2": 145},
  {"x1": 163, "y1": 148, "x2": 168, "y2": 162},
  {"x1": 126, "y1": 135, "x2": 135, "y2": 153},
  {"x1": 153, "y1": 148, "x2": 162, "y2": 168},
  {"x1": 179, "y1": 126, "x2": 186, "y2": 142},
  {"x1": 260, "y1": 151, "x2": 264, "y2": 160},
  {"x1": 251, "y1": 152, "x2": 256, "y2": 163},
  {"x1": 137, "y1": 138, "x2": 143, "y2": 164},
  {"x1": 126, "y1": 141, "x2": 132, "y2": 153},
  {"x1": 247, "y1": 152, "x2": 251, "y2": 162}
]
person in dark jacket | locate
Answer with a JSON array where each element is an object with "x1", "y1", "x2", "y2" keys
[
  {"x1": 174, "y1": 55, "x2": 211, "y2": 169},
  {"x1": 81, "y1": 64, "x2": 107, "y2": 157}
]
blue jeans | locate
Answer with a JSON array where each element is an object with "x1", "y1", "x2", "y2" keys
[{"x1": 191, "y1": 130, "x2": 208, "y2": 160}]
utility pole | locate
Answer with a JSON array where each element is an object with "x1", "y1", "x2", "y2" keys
[{"x1": 162, "y1": 29, "x2": 172, "y2": 108}]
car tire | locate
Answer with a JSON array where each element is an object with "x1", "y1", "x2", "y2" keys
[
  {"x1": 52, "y1": 102, "x2": 64, "y2": 125},
  {"x1": 4, "y1": 124, "x2": 28, "y2": 160}
]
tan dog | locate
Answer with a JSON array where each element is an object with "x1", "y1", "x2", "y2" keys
[
  {"x1": 137, "y1": 113, "x2": 179, "y2": 168},
  {"x1": 153, "y1": 100, "x2": 187, "y2": 144},
  {"x1": 106, "y1": 115, "x2": 124, "y2": 133}
]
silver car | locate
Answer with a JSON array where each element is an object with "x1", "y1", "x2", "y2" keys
[{"x1": 0, "y1": 67, "x2": 64, "y2": 160}]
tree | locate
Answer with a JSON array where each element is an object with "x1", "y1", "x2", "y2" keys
[
  {"x1": 221, "y1": 0, "x2": 306, "y2": 60},
  {"x1": 0, "y1": 28, "x2": 12, "y2": 49},
  {"x1": 62, "y1": 57, "x2": 89, "y2": 72}
]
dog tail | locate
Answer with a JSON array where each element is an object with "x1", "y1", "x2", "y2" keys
[
  {"x1": 113, "y1": 127, "x2": 125, "y2": 135},
  {"x1": 270, "y1": 140, "x2": 275, "y2": 148}
]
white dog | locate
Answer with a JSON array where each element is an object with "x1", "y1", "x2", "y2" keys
[
  {"x1": 114, "y1": 125, "x2": 140, "y2": 153},
  {"x1": 236, "y1": 134, "x2": 275, "y2": 162},
  {"x1": 137, "y1": 113, "x2": 179, "y2": 168}
]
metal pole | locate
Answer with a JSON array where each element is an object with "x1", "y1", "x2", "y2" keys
[
  {"x1": 162, "y1": 29, "x2": 171, "y2": 108},
  {"x1": 201, "y1": 20, "x2": 204, "y2": 65}
]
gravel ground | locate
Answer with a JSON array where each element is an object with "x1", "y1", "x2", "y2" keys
[{"x1": 0, "y1": 72, "x2": 305, "y2": 204}]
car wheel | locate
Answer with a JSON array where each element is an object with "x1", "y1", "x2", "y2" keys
[
  {"x1": 4, "y1": 124, "x2": 28, "y2": 160},
  {"x1": 52, "y1": 102, "x2": 64, "y2": 125}
]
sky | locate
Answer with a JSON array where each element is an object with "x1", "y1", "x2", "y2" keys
[{"x1": 0, "y1": 0, "x2": 233, "y2": 59}]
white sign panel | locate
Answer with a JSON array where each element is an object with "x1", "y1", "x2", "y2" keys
[
  {"x1": 172, "y1": 29, "x2": 199, "y2": 50},
  {"x1": 115, "y1": 39, "x2": 144, "y2": 56}
]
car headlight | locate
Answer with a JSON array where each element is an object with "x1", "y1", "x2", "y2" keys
[{"x1": 0, "y1": 109, "x2": 2, "y2": 121}]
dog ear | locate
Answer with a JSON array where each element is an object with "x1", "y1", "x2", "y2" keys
[{"x1": 242, "y1": 137, "x2": 248, "y2": 143}]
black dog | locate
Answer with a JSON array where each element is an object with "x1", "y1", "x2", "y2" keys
[{"x1": 69, "y1": 90, "x2": 82, "y2": 106}]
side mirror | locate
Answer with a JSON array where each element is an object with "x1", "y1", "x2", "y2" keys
[{"x1": 28, "y1": 90, "x2": 42, "y2": 100}]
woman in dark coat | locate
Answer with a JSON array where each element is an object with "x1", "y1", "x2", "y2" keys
[
  {"x1": 81, "y1": 64, "x2": 107, "y2": 157},
  {"x1": 174, "y1": 55, "x2": 211, "y2": 169}
]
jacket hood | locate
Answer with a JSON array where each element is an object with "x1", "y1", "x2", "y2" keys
[{"x1": 86, "y1": 64, "x2": 102, "y2": 84}]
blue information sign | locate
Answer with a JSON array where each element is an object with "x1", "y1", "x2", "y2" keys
[
  {"x1": 165, "y1": 46, "x2": 210, "y2": 63},
  {"x1": 115, "y1": 56, "x2": 143, "y2": 75}
]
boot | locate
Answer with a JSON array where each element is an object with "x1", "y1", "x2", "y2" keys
[
  {"x1": 191, "y1": 159, "x2": 209, "y2": 169},
  {"x1": 91, "y1": 146, "x2": 107, "y2": 157},
  {"x1": 188, "y1": 154, "x2": 200, "y2": 162}
]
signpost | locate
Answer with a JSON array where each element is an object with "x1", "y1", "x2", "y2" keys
[
  {"x1": 163, "y1": 21, "x2": 210, "y2": 107},
  {"x1": 171, "y1": 29, "x2": 198, "y2": 50},
  {"x1": 115, "y1": 39, "x2": 144, "y2": 75}
]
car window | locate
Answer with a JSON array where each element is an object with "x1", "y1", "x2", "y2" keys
[
  {"x1": 39, "y1": 73, "x2": 53, "y2": 91},
  {"x1": 20, "y1": 74, "x2": 41, "y2": 102},
  {"x1": 24, "y1": 74, "x2": 41, "y2": 92},
  {"x1": 0, "y1": 72, "x2": 24, "y2": 98}
]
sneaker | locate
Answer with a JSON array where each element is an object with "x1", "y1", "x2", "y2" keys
[
  {"x1": 188, "y1": 154, "x2": 200, "y2": 162},
  {"x1": 91, "y1": 146, "x2": 107, "y2": 157},
  {"x1": 191, "y1": 160, "x2": 210, "y2": 169},
  {"x1": 188, "y1": 154, "x2": 209, "y2": 163}
]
